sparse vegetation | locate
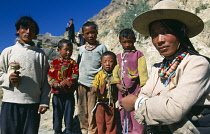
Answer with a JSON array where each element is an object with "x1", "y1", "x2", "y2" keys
[
  {"x1": 114, "y1": 1, "x2": 150, "y2": 33},
  {"x1": 99, "y1": 29, "x2": 110, "y2": 37},
  {"x1": 195, "y1": 3, "x2": 209, "y2": 13}
]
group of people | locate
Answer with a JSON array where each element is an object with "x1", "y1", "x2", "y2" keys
[{"x1": 0, "y1": 0, "x2": 210, "y2": 134}]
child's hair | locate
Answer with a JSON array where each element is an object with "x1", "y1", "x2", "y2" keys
[
  {"x1": 119, "y1": 28, "x2": 136, "y2": 40},
  {"x1": 82, "y1": 21, "x2": 98, "y2": 32},
  {"x1": 101, "y1": 51, "x2": 116, "y2": 61},
  {"x1": 70, "y1": 19, "x2": 74, "y2": 21},
  {"x1": 15, "y1": 16, "x2": 39, "y2": 36},
  {"x1": 57, "y1": 39, "x2": 73, "y2": 49}
]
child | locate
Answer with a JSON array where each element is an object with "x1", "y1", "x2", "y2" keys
[
  {"x1": 48, "y1": 39, "x2": 79, "y2": 134},
  {"x1": 91, "y1": 51, "x2": 118, "y2": 134},
  {"x1": 0, "y1": 16, "x2": 50, "y2": 134},
  {"x1": 112, "y1": 28, "x2": 148, "y2": 134},
  {"x1": 77, "y1": 21, "x2": 108, "y2": 134}
]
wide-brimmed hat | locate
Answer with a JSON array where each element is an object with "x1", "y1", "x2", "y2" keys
[{"x1": 133, "y1": 0, "x2": 204, "y2": 38}]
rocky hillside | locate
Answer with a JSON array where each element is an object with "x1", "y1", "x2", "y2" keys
[
  {"x1": 90, "y1": 0, "x2": 210, "y2": 72},
  {"x1": 37, "y1": 0, "x2": 210, "y2": 73}
]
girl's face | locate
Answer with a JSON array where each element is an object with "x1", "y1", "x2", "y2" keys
[
  {"x1": 82, "y1": 26, "x2": 97, "y2": 44},
  {"x1": 119, "y1": 36, "x2": 136, "y2": 50},
  {"x1": 150, "y1": 21, "x2": 180, "y2": 57},
  {"x1": 58, "y1": 43, "x2": 73, "y2": 60},
  {"x1": 101, "y1": 55, "x2": 116, "y2": 73}
]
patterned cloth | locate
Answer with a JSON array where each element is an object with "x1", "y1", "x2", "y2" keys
[{"x1": 48, "y1": 58, "x2": 79, "y2": 93}]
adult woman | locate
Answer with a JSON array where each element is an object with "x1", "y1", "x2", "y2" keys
[{"x1": 120, "y1": 0, "x2": 210, "y2": 133}]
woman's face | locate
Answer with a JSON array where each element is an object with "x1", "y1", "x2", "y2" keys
[{"x1": 150, "y1": 21, "x2": 180, "y2": 57}]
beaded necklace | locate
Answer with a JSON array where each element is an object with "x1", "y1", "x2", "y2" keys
[
  {"x1": 158, "y1": 52, "x2": 188, "y2": 86},
  {"x1": 85, "y1": 42, "x2": 97, "y2": 51}
]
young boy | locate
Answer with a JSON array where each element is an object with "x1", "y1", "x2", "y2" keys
[
  {"x1": 0, "y1": 16, "x2": 51, "y2": 134},
  {"x1": 48, "y1": 39, "x2": 79, "y2": 134},
  {"x1": 77, "y1": 21, "x2": 108, "y2": 134},
  {"x1": 92, "y1": 51, "x2": 118, "y2": 134},
  {"x1": 113, "y1": 28, "x2": 148, "y2": 134}
]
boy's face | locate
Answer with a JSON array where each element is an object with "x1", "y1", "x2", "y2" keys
[
  {"x1": 101, "y1": 55, "x2": 116, "y2": 72},
  {"x1": 119, "y1": 36, "x2": 136, "y2": 50},
  {"x1": 16, "y1": 23, "x2": 36, "y2": 44},
  {"x1": 82, "y1": 26, "x2": 97, "y2": 44},
  {"x1": 58, "y1": 43, "x2": 73, "y2": 60}
]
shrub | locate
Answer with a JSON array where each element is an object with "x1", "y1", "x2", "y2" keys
[{"x1": 114, "y1": 1, "x2": 150, "y2": 33}]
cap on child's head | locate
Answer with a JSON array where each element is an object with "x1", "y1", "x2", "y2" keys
[{"x1": 119, "y1": 28, "x2": 136, "y2": 39}]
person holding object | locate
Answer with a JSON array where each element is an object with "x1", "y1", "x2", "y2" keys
[
  {"x1": 0, "y1": 16, "x2": 51, "y2": 134},
  {"x1": 120, "y1": 0, "x2": 210, "y2": 133}
]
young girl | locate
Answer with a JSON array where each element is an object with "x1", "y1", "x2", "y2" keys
[
  {"x1": 113, "y1": 28, "x2": 148, "y2": 134},
  {"x1": 48, "y1": 39, "x2": 79, "y2": 134}
]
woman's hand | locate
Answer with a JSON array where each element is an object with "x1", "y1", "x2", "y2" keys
[{"x1": 119, "y1": 94, "x2": 138, "y2": 112}]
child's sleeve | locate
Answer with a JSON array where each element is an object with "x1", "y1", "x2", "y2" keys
[
  {"x1": 112, "y1": 59, "x2": 120, "y2": 84},
  {"x1": 92, "y1": 72, "x2": 100, "y2": 89},
  {"x1": 63, "y1": 60, "x2": 79, "y2": 87},
  {"x1": 48, "y1": 60, "x2": 59, "y2": 86},
  {"x1": 77, "y1": 47, "x2": 82, "y2": 65},
  {"x1": 138, "y1": 56, "x2": 149, "y2": 87}
]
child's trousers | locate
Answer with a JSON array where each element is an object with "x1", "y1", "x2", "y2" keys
[
  {"x1": 95, "y1": 103, "x2": 117, "y2": 134},
  {"x1": 77, "y1": 84, "x2": 97, "y2": 134},
  {"x1": 52, "y1": 93, "x2": 75, "y2": 133}
]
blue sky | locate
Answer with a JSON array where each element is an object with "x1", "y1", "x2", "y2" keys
[{"x1": 0, "y1": 0, "x2": 111, "y2": 52}]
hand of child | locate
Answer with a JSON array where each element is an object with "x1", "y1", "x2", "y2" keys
[
  {"x1": 9, "y1": 71, "x2": 20, "y2": 86},
  {"x1": 59, "y1": 81, "x2": 67, "y2": 89},
  {"x1": 91, "y1": 87, "x2": 97, "y2": 94},
  {"x1": 52, "y1": 82, "x2": 60, "y2": 89},
  {"x1": 117, "y1": 84, "x2": 127, "y2": 95},
  {"x1": 38, "y1": 106, "x2": 48, "y2": 114}
]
